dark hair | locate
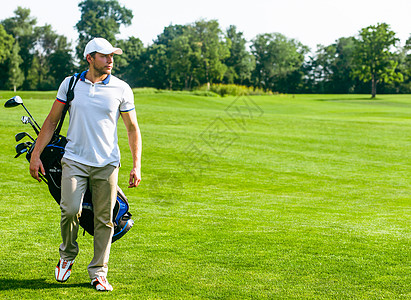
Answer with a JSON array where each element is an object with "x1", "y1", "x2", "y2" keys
[{"x1": 86, "y1": 51, "x2": 97, "y2": 65}]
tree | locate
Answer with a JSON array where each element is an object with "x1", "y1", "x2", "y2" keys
[
  {"x1": 0, "y1": 24, "x2": 15, "y2": 89},
  {"x1": 47, "y1": 36, "x2": 75, "y2": 88},
  {"x1": 29, "y1": 24, "x2": 59, "y2": 90},
  {"x1": 168, "y1": 33, "x2": 198, "y2": 89},
  {"x1": 306, "y1": 44, "x2": 337, "y2": 93},
  {"x1": 2, "y1": 7, "x2": 37, "y2": 88},
  {"x1": 6, "y1": 41, "x2": 24, "y2": 92},
  {"x1": 331, "y1": 37, "x2": 358, "y2": 93},
  {"x1": 251, "y1": 33, "x2": 308, "y2": 92},
  {"x1": 140, "y1": 43, "x2": 170, "y2": 89},
  {"x1": 75, "y1": 0, "x2": 133, "y2": 66},
  {"x1": 352, "y1": 23, "x2": 402, "y2": 98},
  {"x1": 22, "y1": 24, "x2": 74, "y2": 90},
  {"x1": 0, "y1": 24, "x2": 14, "y2": 63},
  {"x1": 155, "y1": 24, "x2": 186, "y2": 46},
  {"x1": 142, "y1": 20, "x2": 230, "y2": 90},
  {"x1": 113, "y1": 36, "x2": 145, "y2": 87},
  {"x1": 142, "y1": 25, "x2": 188, "y2": 89},
  {"x1": 224, "y1": 25, "x2": 255, "y2": 85},
  {"x1": 393, "y1": 35, "x2": 411, "y2": 93},
  {"x1": 192, "y1": 19, "x2": 230, "y2": 87},
  {"x1": 2, "y1": 7, "x2": 74, "y2": 90},
  {"x1": 305, "y1": 37, "x2": 358, "y2": 94}
]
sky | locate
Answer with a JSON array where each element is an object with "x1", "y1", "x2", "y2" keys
[{"x1": 1, "y1": 0, "x2": 410, "y2": 52}]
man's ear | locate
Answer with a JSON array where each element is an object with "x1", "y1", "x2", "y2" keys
[{"x1": 86, "y1": 53, "x2": 93, "y2": 64}]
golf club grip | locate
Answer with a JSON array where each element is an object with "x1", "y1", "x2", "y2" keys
[
  {"x1": 39, "y1": 173, "x2": 48, "y2": 184},
  {"x1": 32, "y1": 124, "x2": 40, "y2": 135}
]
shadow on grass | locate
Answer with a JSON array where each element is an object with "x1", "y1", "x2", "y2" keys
[
  {"x1": 315, "y1": 97, "x2": 411, "y2": 107},
  {"x1": 315, "y1": 97, "x2": 376, "y2": 101},
  {"x1": 0, "y1": 278, "x2": 90, "y2": 291}
]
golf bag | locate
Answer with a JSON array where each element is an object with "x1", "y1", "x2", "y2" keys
[{"x1": 25, "y1": 74, "x2": 134, "y2": 242}]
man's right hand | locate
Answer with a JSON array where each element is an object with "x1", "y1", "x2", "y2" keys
[
  {"x1": 29, "y1": 156, "x2": 46, "y2": 182},
  {"x1": 27, "y1": 100, "x2": 66, "y2": 182}
]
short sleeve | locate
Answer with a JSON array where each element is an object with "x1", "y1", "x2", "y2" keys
[
  {"x1": 120, "y1": 84, "x2": 135, "y2": 112},
  {"x1": 56, "y1": 76, "x2": 71, "y2": 104}
]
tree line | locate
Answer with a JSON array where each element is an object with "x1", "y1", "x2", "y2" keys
[{"x1": 1, "y1": 0, "x2": 410, "y2": 97}]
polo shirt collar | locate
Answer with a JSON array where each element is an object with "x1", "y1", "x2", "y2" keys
[{"x1": 79, "y1": 70, "x2": 111, "y2": 85}]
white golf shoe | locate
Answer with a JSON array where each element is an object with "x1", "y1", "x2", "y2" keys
[
  {"x1": 55, "y1": 258, "x2": 75, "y2": 282},
  {"x1": 91, "y1": 276, "x2": 113, "y2": 291}
]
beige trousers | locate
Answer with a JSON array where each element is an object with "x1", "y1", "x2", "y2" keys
[{"x1": 60, "y1": 157, "x2": 118, "y2": 279}]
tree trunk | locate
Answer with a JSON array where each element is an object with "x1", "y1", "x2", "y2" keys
[
  {"x1": 13, "y1": 85, "x2": 16, "y2": 93},
  {"x1": 371, "y1": 74, "x2": 377, "y2": 98}
]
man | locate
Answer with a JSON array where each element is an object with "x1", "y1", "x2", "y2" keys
[{"x1": 29, "y1": 37, "x2": 142, "y2": 292}]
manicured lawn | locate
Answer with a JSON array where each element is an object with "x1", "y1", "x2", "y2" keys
[{"x1": 0, "y1": 91, "x2": 409, "y2": 299}]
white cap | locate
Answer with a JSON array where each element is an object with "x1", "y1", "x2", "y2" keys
[{"x1": 83, "y1": 37, "x2": 123, "y2": 58}]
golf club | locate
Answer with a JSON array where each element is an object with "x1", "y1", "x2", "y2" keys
[
  {"x1": 15, "y1": 132, "x2": 35, "y2": 142},
  {"x1": 21, "y1": 116, "x2": 40, "y2": 135},
  {"x1": 5, "y1": 96, "x2": 42, "y2": 131},
  {"x1": 14, "y1": 142, "x2": 32, "y2": 158}
]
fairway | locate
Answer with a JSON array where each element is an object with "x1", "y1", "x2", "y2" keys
[{"x1": 0, "y1": 92, "x2": 410, "y2": 299}]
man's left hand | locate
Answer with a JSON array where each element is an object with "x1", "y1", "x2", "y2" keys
[{"x1": 128, "y1": 167, "x2": 141, "y2": 188}]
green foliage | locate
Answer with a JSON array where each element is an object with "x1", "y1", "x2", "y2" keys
[
  {"x1": 352, "y1": 23, "x2": 403, "y2": 98},
  {"x1": 224, "y1": 25, "x2": 255, "y2": 85},
  {"x1": 1, "y1": 4, "x2": 411, "y2": 95},
  {"x1": 131, "y1": 87, "x2": 219, "y2": 97},
  {"x1": 140, "y1": 43, "x2": 170, "y2": 89},
  {"x1": 395, "y1": 35, "x2": 411, "y2": 93},
  {"x1": 6, "y1": 42, "x2": 23, "y2": 91},
  {"x1": 306, "y1": 37, "x2": 359, "y2": 94},
  {"x1": 30, "y1": 25, "x2": 74, "y2": 90},
  {"x1": 251, "y1": 33, "x2": 308, "y2": 92},
  {"x1": 197, "y1": 83, "x2": 269, "y2": 96},
  {"x1": 1, "y1": 7, "x2": 37, "y2": 87},
  {"x1": 1, "y1": 7, "x2": 74, "y2": 91},
  {"x1": 0, "y1": 24, "x2": 14, "y2": 64},
  {"x1": 75, "y1": 0, "x2": 133, "y2": 64},
  {"x1": 168, "y1": 32, "x2": 197, "y2": 89},
  {"x1": 140, "y1": 20, "x2": 231, "y2": 90},
  {"x1": 47, "y1": 36, "x2": 75, "y2": 85},
  {"x1": 193, "y1": 19, "x2": 230, "y2": 84},
  {"x1": 113, "y1": 36, "x2": 144, "y2": 86}
]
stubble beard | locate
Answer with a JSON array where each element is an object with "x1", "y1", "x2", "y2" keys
[{"x1": 92, "y1": 62, "x2": 112, "y2": 77}]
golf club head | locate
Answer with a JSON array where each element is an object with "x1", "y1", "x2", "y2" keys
[
  {"x1": 14, "y1": 148, "x2": 28, "y2": 158},
  {"x1": 14, "y1": 141, "x2": 32, "y2": 158},
  {"x1": 7, "y1": 97, "x2": 42, "y2": 132},
  {"x1": 21, "y1": 116, "x2": 40, "y2": 135},
  {"x1": 21, "y1": 116, "x2": 30, "y2": 124},
  {"x1": 15, "y1": 132, "x2": 26, "y2": 142},
  {"x1": 15, "y1": 142, "x2": 29, "y2": 153},
  {"x1": 15, "y1": 132, "x2": 35, "y2": 142},
  {"x1": 4, "y1": 96, "x2": 23, "y2": 108}
]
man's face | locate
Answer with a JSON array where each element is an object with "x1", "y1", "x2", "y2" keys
[{"x1": 89, "y1": 52, "x2": 114, "y2": 76}]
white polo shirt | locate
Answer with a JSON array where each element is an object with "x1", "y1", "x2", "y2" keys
[{"x1": 56, "y1": 71, "x2": 135, "y2": 167}]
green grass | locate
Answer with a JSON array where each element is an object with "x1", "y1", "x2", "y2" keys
[{"x1": 0, "y1": 92, "x2": 409, "y2": 299}]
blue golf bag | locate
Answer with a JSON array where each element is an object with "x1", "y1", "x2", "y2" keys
[{"x1": 26, "y1": 135, "x2": 134, "y2": 243}]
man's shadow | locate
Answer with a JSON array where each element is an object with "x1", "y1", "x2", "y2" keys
[{"x1": 0, "y1": 278, "x2": 89, "y2": 291}]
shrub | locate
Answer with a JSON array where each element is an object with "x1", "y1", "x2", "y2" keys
[
  {"x1": 197, "y1": 84, "x2": 270, "y2": 97},
  {"x1": 132, "y1": 87, "x2": 159, "y2": 94}
]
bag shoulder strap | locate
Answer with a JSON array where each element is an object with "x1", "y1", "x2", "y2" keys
[{"x1": 55, "y1": 73, "x2": 81, "y2": 136}]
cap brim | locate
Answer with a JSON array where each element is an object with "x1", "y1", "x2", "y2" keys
[{"x1": 97, "y1": 48, "x2": 123, "y2": 55}]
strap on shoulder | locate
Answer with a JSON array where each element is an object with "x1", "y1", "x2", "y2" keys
[
  {"x1": 54, "y1": 73, "x2": 81, "y2": 136},
  {"x1": 67, "y1": 73, "x2": 81, "y2": 103}
]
